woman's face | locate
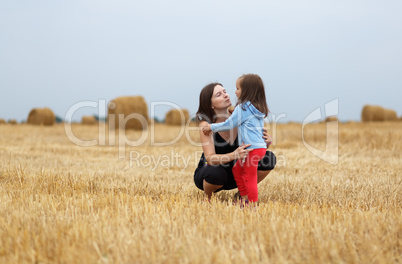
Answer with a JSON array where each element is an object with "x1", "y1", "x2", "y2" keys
[{"x1": 211, "y1": 85, "x2": 231, "y2": 110}]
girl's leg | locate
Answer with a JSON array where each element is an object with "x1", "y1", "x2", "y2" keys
[
  {"x1": 232, "y1": 170, "x2": 272, "y2": 199},
  {"x1": 243, "y1": 149, "x2": 267, "y2": 202},
  {"x1": 232, "y1": 160, "x2": 248, "y2": 197}
]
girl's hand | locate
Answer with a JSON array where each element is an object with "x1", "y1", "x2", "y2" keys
[
  {"x1": 234, "y1": 143, "x2": 253, "y2": 160},
  {"x1": 228, "y1": 106, "x2": 235, "y2": 115},
  {"x1": 262, "y1": 128, "x2": 272, "y2": 148},
  {"x1": 202, "y1": 124, "x2": 212, "y2": 135}
]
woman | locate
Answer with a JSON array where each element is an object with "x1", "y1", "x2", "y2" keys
[{"x1": 194, "y1": 82, "x2": 276, "y2": 201}]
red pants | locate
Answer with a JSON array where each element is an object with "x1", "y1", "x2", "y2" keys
[{"x1": 232, "y1": 148, "x2": 266, "y2": 202}]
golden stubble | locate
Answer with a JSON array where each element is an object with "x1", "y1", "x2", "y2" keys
[{"x1": 0, "y1": 122, "x2": 400, "y2": 263}]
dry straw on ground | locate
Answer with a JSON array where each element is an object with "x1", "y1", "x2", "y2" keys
[
  {"x1": 361, "y1": 105, "x2": 398, "y2": 122},
  {"x1": 0, "y1": 122, "x2": 401, "y2": 263},
  {"x1": 81, "y1": 115, "x2": 97, "y2": 125},
  {"x1": 165, "y1": 109, "x2": 190, "y2": 126},
  {"x1": 108, "y1": 96, "x2": 149, "y2": 130},
  {"x1": 27, "y1": 108, "x2": 55, "y2": 126}
]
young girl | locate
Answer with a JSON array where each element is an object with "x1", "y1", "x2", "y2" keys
[{"x1": 202, "y1": 74, "x2": 269, "y2": 205}]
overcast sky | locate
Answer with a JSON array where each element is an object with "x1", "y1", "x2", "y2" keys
[{"x1": 1, "y1": 0, "x2": 401, "y2": 123}]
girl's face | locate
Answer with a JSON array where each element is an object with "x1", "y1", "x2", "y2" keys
[
  {"x1": 235, "y1": 79, "x2": 242, "y2": 99},
  {"x1": 211, "y1": 85, "x2": 231, "y2": 110}
]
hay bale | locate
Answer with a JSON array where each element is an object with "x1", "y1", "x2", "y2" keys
[
  {"x1": 8, "y1": 119, "x2": 17, "y2": 125},
  {"x1": 325, "y1": 116, "x2": 338, "y2": 122},
  {"x1": 165, "y1": 109, "x2": 190, "y2": 126},
  {"x1": 27, "y1": 108, "x2": 55, "y2": 126},
  {"x1": 361, "y1": 105, "x2": 398, "y2": 122},
  {"x1": 81, "y1": 115, "x2": 97, "y2": 125},
  {"x1": 361, "y1": 105, "x2": 385, "y2": 122},
  {"x1": 0, "y1": 119, "x2": 6, "y2": 124},
  {"x1": 383, "y1": 109, "x2": 397, "y2": 121},
  {"x1": 108, "y1": 96, "x2": 149, "y2": 130}
]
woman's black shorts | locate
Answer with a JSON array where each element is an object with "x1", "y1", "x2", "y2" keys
[{"x1": 194, "y1": 150, "x2": 276, "y2": 192}]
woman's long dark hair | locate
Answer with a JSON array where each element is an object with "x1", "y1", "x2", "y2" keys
[
  {"x1": 196, "y1": 82, "x2": 222, "y2": 124},
  {"x1": 237, "y1": 74, "x2": 269, "y2": 117}
]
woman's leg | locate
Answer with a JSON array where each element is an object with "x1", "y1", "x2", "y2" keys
[
  {"x1": 203, "y1": 180, "x2": 223, "y2": 200},
  {"x1": 194, "y1": 166, "x2": 229, "y2": 200},
  {"x1": 257, "y1": 170, "x2": 272, "y2": 184},
  {"x1": 256, "y1": 150, "x2": 276, "y2": 183}
]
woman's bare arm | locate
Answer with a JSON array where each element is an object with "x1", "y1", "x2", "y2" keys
[{"x1": 199, "y1": 121, "x2": 251, "y2": 166}]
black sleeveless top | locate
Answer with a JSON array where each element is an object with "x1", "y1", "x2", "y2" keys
[{"x1": 196, "y1": 132, "x2": 239, "y2": 170}]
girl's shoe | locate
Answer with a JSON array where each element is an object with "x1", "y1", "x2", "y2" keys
[
  {"x1": 232, "y1": 196, "x2": 249, "y2": 208},
  {"x1": 239, "y1": 198, "x2": 249, "y2": 208}
]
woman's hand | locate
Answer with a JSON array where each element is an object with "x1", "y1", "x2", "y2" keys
[
  {"x1": 262, "y1": 128, "x2": 272, "y2": 148},
  {"x1": 201, "y1": 124, "x2": 212, "y2": 135},
  {"x1": 234, "y1": 143, "x2": 253, "y2": 160}
]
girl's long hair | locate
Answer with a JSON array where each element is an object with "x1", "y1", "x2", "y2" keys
[
  {"x1": 195, "y1": 82, "x2": 222, "y2": 124},
  {"x1": 237, "y1": 74, "x2": 269, "y2": 117}
]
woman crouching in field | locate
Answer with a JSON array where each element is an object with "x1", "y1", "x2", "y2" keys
[{"x1": 194, "y1": 82, "x2": 276, "y2": 201}]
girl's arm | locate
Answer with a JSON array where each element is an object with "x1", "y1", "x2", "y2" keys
[
  {"x1": 199, "y1": 121, "x2": 252, "y2": 165},
  {"x1": 210, "y1": 105, "x2": 243, "y2": 132}
]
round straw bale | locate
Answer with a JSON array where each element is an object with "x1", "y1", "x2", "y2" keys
[
  {"x1": 27, "y1": 108, "x2": 55, "y2": 126},
  {"x1": 165, "y1": 109, "x2": 190, "y2": 126},
  {"x1": 383, "y1": 109, "x2": 397, "y2": 121},
  {"x1": 325, "y1": 116, "x2": 338, "y2": 122},
  {"x1": 81, "y1": 115, "x2": 97, "y2": 125},
  {"x1": 361, "y1": 105, "x2": 385, "y2": 122},
  {"x1": 0, "y1": 119, "x2": 6, "y2": 124},
  {"x1": 108, "y1": 96, "x2": 149, "y2": 130},
  {"x1": 8, "y1": 119, "x2": 17, "y2": 125}
]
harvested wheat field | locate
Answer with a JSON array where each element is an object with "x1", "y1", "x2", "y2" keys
[{"x1": 0, "y1": 122, "x2": 401, "y2": 264}]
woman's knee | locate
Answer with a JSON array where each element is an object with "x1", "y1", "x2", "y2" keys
[
  {"x1": 258, "y1": 151, "x2": 276, "y2": 171},
  {"x1": 203, "y1": 166, "x2": 229, "y2": 186}
]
